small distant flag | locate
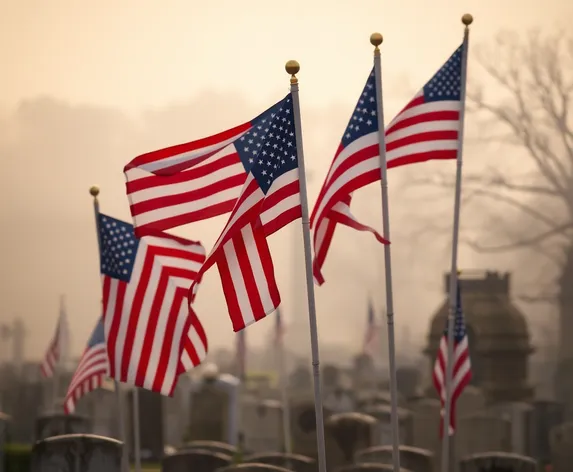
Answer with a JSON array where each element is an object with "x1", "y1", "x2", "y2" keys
[
  {"x1": 64, "y1": 317, "x2": 108, "y2": 414},
  {"x1": 362, "y1": 299, "x2": 379, "y2": 355},
  {"x1": 432, "y1": 283, "x2": 472, "y2": 436},
  {"x1": 41, "y1": 296, "x2": 70, "y2": 378}
]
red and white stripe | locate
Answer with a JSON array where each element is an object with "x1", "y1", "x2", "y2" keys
[
  {"x1": 40, "y1": 299, "x2": 69, "y2": 378},
  {"x1": 432, "y1": 332, "x2": 472, "y2": 436},
  {"x1": 103, "y1": 234, "x2": 207, "y2": 395},
  {"x1": 124, "y1": 123, "x2": 251, "y2": 236},
  {"x1": 311, "y1": 81, "x2": 461, "y2": 286},
  {"x1": 191, "y1": 169, "x2": 300, "y2": 332}
]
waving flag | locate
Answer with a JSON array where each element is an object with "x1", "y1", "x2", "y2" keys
[
  {"x1": 64, "y1": 317, "x2": 107, "y2": 414},
  {"x1": 311, "y1": 45, "x2": 463, "y2": 285},
  {"x1": 41, "y1": 296, "x2": 70, "y2": 378},
  {"x1": 124, "y1": 100, "x2": 287, "y2": 236},
  {"x1": 98, "y1": 213, "x2": 208, "y2": 395},
  {"x1": 190, "y1": 94, "x2": 301, "y2": 332},
  {"x1": 433, "y1": 283, "x2": 472, "y2": 436}
]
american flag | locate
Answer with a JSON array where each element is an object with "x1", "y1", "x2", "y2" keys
[
  {"x1": 311, "y1": 45, "x2": 463, "y2": 285},
  {"x1": 432, "y1": 283, "x2": 472, "y2": 436},
  {"x1": 362, "y1": 299, "x2": 379, "y2": 355},
  {"x1": 189, "y1": 94, "x2": 301, "y2": 332},
  {"x1": 99, "y1": 213, "x2": 208, "y2": 395},
  {"x1": 41, "y1": 296, "x2": 70, "y2": 378},
  {"x1": 124, "y1": 100, "x2": 286, "y2": 236},
  {"x1": 63, "y1": 317, "x2": 107, "y2": 414}
]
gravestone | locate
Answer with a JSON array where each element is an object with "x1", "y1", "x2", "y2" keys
[
  {"x1": 458, "y1": 452, "x2": 537, "y2": 472},
  {"x1": 216, "y1": 463, "x2": 293, "y2": 472},
  {"x1": 409, "y1": 398, "x2": 441, "y2": 458},
  {"x1": 396, "y1": 367, "x2": 420, "y2": 400},
  {"x1": 355, "y1": 445, "x2": 434, "y2": 472},
  {"x1": 84, "y1": 383, "x2": 119, "y2": 438},
  {"x1": 126, "y1": 388, "x2": 164, "y2": 462},
  {"x1": 243, "y1": 452, "x2": 315, "y2": 472},
  {"x1": 333, "y1": 464, "x2": 413, "y2": 472},
  {"x1": 489, "y1": 402, "x2": 532, "y2": 455},
  {"x1": 182, "y1": 440, "x2": 238, "y2": 456},
  {"x1": 189, "y1": 371, "x2": 240, "y2": 445},
  {"x1": 456, "y1": 413, "x2": 512, "y2": 459},
  {"x1": 361, "y1": 404, "x2": 412, "y2": 445},
  {"x1": 324, "y1": 388, "x2": 354, "y2": 414},
  {"x1": 0, "y1": 412, "x2": 10, "y2": 472},
  {"x1": 35, "y1": 414, "x2": 92, "y2": 441},
  {"x1": 242, "y1": 398, "x2": 283, "y2": 453},
  {"x1": 456, "y1": 386, "x2": 486, "y2": 418},
  {"x1": 529, "y1": 400, "x2": 564, "y2": 467},
  {"x1": 30, "y1": 434, "x2": 122, "y2": 472},
  {"x1": 325, "y1": 412, "x2": 377, "y2": 470},
  {"x1": 166, "y1": 374, "x2": 193, "y2": 448},
  {"x1": 162, "y1": 448, "x2": 232, "y2": 472},
  {"x1": 549, "y1": 421, "x2": 573, "y2": 472},
  {"x1": 290, "y1": 396, "x2": 331, "y2": 458}
]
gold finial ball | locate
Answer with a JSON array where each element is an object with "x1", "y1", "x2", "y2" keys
[
  {"x1": 457, "y1": 269, "x2": 463, "y2": 276},
  {"x1": 461, "y1": 13, "x2": 473, "y2": 26},
  {"x1": 285, "y1": 60, "x2": 300, "y2": 76},
  {"x1": 89, "y1": 185, "x2": 100, "y2": 197},
  {"x1": 370, "y1": 32, "x2": 383, "y2": 47}
]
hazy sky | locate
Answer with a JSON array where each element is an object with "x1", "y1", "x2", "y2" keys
[{"x1": 1, "y1": 0, "x2": 570, "y2": 362}]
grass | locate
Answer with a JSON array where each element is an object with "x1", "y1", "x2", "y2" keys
[{"x1": 130, "y1": 464, "x2": 160, "y2": 472}]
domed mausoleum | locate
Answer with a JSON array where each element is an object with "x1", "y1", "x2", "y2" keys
[{"x1": 425, "y1": 270, "x2": 534, "y2": 403}]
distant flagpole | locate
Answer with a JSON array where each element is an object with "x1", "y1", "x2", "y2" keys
[
  {"x1": 275, "y1": 309, "x2": 292, "y2": 456},
  {"x1": 370, "y1": 32, "x2": 401, "y2": 472},
  {"x1": 441, "y1": 14, "x2": 473, "y2": 472},
  {"x1": 89, "y1": 186, "x2": 129, "y2": 472},
  {"x1": 51, "y1": 295, "x2": 67, "y2": 412},
  {"x1": 287, "y1": 60, "x2": 328, "y2": 472}
]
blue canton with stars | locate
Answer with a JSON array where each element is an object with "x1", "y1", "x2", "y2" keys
[
  {"x1": 98, "y1": 213, "x2": 140, "y2": 283},
  {"x1": 443, "y1": 285, "x2": 467, "y2": 342},
  {"x1": 423, "y1": 45, "x2": 463, "y2": 103},
  {"x1": 86, "y1": 318, "x2": 105, "y2": 347},
  {"x1": 341, "y1": 67, "x2": 378, "y2": 148},
  {"x1": 235, "y1": 94, "x2": 298, "y2": 195}
]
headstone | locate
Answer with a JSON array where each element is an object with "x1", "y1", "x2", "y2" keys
[
  {"x1": 162, "y1": 448, "x2": 232, "y2": 472},
  {"x1": 529, "y1": 400, "x2": 564, "y2": 467},
  {"x1": 355, "y1": 390, "x2": 405, "y2": 410},
  {"x1": 550, "y1": 421, "x2": 573, "y2": 472},
  {"x1": 84, "y1": 384, "x2": 119, "y2": 438},
  {"x1": 216, "y1": 463, "x2": 293, "y2": 472},
  {"x1": 488, "y1": 402, "x2": 532, "y2": 455},
  {"x1": 361, "y1": 404, "x2": 412, "y2": 446},
  {"x1": 241, "y1": 398, "x2": 283, "y2": 453},
  {"x1": 355, "y1": 445, "x2": 434, "y2": 472},
  {"x1": 126, "y1": 389, "x2": 164, "y2": 462},
  {"x1": 456, "y1": 387, "x2": 486, "y2": 418},
  {"x1": 35, "y1": 414, "x2": 92, "y2": 441},
  {"x1": 243, "y1": 452, "x2": 315, "y2": 472},
  {"x1": 456, "y1": 413, "x2": 512, "y2": 459},
  {"x1": 396, "y1": 367, "x2": 420, "y2": 400},
  {"x1": 325, "y1": 412, "x2": 377, "y2": 469},
  {"x1": 290, "y1": 397, "x2": 331, "y2": 458},
  {"x1": 166, "y1": 374, "x2": 193, "y2": 447},
  {"x1": 333, "y1": 464, "x2": 413, "y2": 472},
  {"x1": 30, "y1": 434, "x2": 122, "y2": 472},
  {"x1": 324, "y1": 388, "x2": 354, "y2": 414},
  {"x1": 189, "y1": 373, "x2": 240, "y2": 445},
  {"x1": 181, "y1": 440, "x2": 238, "y2": 456},
  {"x1": 0, "y1": 412, "x2": 10, "y2": 472},
  {"x1": 458, "y1": 452, "x2": 537, "y2": 472},
  {"x1": 409, "y1": 398, "x2": 441, "y2": 458}
]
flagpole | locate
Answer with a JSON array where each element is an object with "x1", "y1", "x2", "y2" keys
[
  {"x1": 440, "y1": 14, "x2": 472, "y2": 472},
  {"x1": 276, "y1": 311, "x2": 292, "y2": 457},
  {"x1": 286, "y1": 60, "x2": 328, "y2": 472},
  {"x1": 132, "y1": 388, "x2": 142, "y2": 472},
  {"x1": 370, "y1": 33, "x2": 401, "y2": 472},
  {"x1": 89, "y1": 186, "x2": 129, "y2": 472},
  {"x1": 52, "y1": 296, "x2": 64, "y2": 413}
]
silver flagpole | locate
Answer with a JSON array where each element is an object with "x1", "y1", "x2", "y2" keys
[
  {"x1": 286, "y1": 60, "x2": 328, "y2": 472},
  {"x1": 440, "y1": 14, "x2": 473, "y2": 472},
  {"x1": 276, "y1": 310, "x2": 292, "y2": 457},
  {"x1": 371, "y1": 33, "x2": 401, "y2": 472},
  {"x1": 133, "y1": 388, "x2": 142, "y2": 472},
  {"x1": 90, "y1": 186, "x2": 129, "y2": 472}
]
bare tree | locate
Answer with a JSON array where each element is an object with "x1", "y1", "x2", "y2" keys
[{"x1": 412, "y1": 31, "x2": 573, "y2": 356}]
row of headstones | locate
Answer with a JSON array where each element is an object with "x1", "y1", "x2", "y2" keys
[{"x1": 28, "y1": 434, "x2": 544, "y2": 472}]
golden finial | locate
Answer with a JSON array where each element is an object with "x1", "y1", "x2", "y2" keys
[
  {"x1": 285, "y1": 60, "x2": 300, "y2": 85},
  {"x1": 461, "y1": 14, "x2": 473, "y2": 26},
  {"x1": 457, "y1": 269, "x2": 463, "y2": 276},
  {"x1": 89, "y1": 186, "x2": 100, "y2": 197},
  {"x1": 370, "y1": 32, "x2": 383, "y2": 53}
]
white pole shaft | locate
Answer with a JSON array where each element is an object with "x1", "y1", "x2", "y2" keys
[
  {"x1": 278, "y1": 340, "x2": 292, "y2": 456},
  {"x1": 133, "y1": 388, "x2": 142, "y2": 472},
  {"x1": 440, "y1": 26, "x2": 470, "y2": 472},
  {"x1": 373, "y1": 45, "x2": 401, "y2": 472},
  {"x1": 290, "y1": 77, "x2": 328, "y2": 472}
]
